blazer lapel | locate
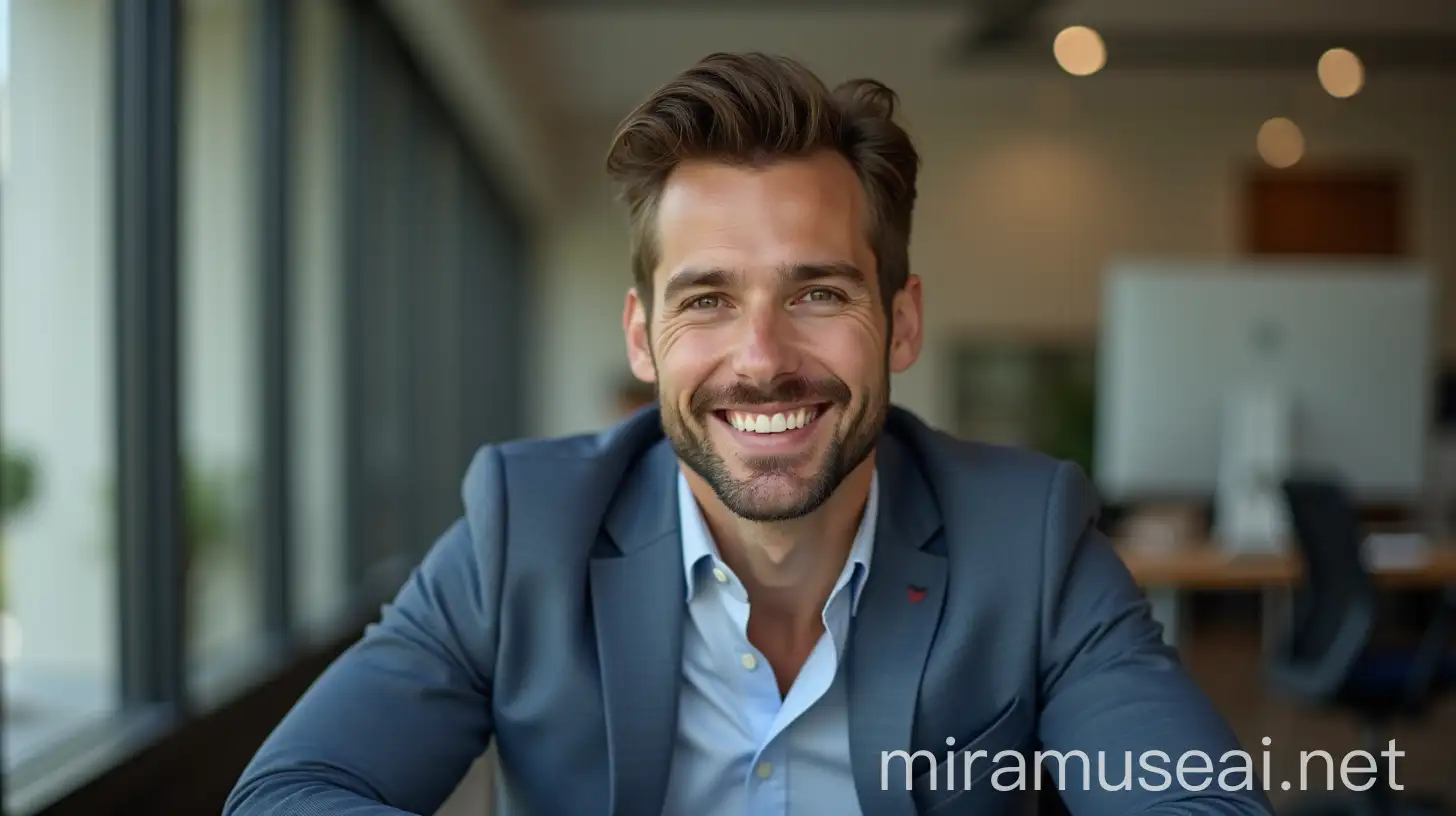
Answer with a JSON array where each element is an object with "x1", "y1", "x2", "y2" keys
[
  {"x1": 848, "y1": 432, "x2": 947, "y2": 816},
  {"x1": 590, "y1": 440, "x2": 684, "y2": 816}
]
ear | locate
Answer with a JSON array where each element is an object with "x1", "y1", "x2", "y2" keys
[
  {"x1": 623, "y1": 287, "x2": 657, "y2": 383},
  {"x1": 888, "y1": 274, "x2": 923, "y2": 374}
]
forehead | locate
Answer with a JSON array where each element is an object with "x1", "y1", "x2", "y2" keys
[{"x1": 651, "y1": 153, "x2": 874, "y2": 290}]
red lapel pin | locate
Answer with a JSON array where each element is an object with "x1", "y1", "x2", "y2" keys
[{"x1": 907, "y1": 585, "x2": 927, "y2": 603}]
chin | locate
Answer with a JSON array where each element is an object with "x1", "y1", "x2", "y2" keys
[
  {"x1": 713, "y1": 449, "x2": 843, "y2": 522},
  {"x1": 720, "y1": 487, "x2": 827, "y2": 523}
]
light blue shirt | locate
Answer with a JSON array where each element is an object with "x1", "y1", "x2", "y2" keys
[{"x1": 661, "y1": 469, "x2": 878, "y2": 816}]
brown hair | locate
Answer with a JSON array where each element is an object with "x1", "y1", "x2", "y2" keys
[{"x1": 604, "y1": 52, "x2": 920, "y2": 317}]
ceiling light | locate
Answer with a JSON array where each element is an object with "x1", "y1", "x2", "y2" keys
[
  {"x1": 1318, "y1": 48, "x2": 1364, "y2": 98},
  {"x1": 1054, "y1": 26, "x2": 1106, "y2": 77},
  {"x1": 1257, "y1": 117, "x2": 1305, "y2": 169}
]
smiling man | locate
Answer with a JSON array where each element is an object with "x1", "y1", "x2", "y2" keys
[{"x1": 226, "y1": 53, "x2": 1272, "y2": 816}]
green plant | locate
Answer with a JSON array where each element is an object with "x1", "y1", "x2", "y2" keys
[
  {"x1": 2, "y1": 451, "x2": 38, "y2": 522},
  {"x1": 95, "y1": 461, "x2": 240, "y2": 562},
  {"x1": 183, "y1": 464, "x2": 233, "y2": 560},
  {"x1": 2, "y1": 450, "x2": 42, "y2": 612}
]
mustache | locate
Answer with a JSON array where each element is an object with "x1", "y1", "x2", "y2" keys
[{"x1": 689, "y1": 377, "x2": 852, "y2": 417}]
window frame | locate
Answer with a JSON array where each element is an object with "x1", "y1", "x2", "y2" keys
[{"x1": 3, "y1": 0, "x2": 531, "y2": 811}]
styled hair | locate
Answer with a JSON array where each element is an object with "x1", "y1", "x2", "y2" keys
[{"x1": 604, "y1": 52, "x2": 920, "y2": 316}]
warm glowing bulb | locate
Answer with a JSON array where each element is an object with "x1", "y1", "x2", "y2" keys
[
  {"x1": 1257, "y1": 117, "x2": 1305, "y2": 169},
  {"x1": 1054, "y1": 26, "x2": 1106, "y2": 77},
  {"x1": 1318, "y1": 48, "x2": 1364, "y2": 98}
]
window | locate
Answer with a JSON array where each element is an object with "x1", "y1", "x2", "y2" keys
[
  {"x1": 0, "y1": 0, "x2": 119, "y2": 773},
  {"x1": 180, "y1": 0, "x2": 265, "y2": 690},
  {"x1": 407, "y1": 110, "x2": 471, "y2": 552},
  {"x1": 0, "y1": 0, "x2": 532, "y2": 808},
  {"x1": 345, "y1": 14, "x2": 423, "y2": 591},
  {"x1": 290, "y1": 0, "x2": 348, "y2": 636},
  {"x1": 340, "y1": 13, "x2": 530, "y2": 590}
]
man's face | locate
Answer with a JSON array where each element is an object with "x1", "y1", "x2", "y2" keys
[{"x1": 623, "y1": 152, "x2": 923, "y2": 522}]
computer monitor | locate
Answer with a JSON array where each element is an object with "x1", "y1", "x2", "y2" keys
[{"x1": 1095, "y1": 259, "x2": 1436, "y2": 505}]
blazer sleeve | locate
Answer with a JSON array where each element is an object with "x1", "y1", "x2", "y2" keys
[
  {"x1": 224, "y1": 447, "x2": 507, "y2": 816},
  {"x1": 1035, "y1": 461, "x2": 1274, "y2": 815}
]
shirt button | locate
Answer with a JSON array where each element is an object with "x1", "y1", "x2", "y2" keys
[
  {"x1": 712, "y1": 567, "x2": 728, "y2": 583},
  {"x1": 740, "y1": 653, "x2": 758, "y2": 670},
  {"x1": 757, "y1": 761, "x2": 773, "y2": 779}
]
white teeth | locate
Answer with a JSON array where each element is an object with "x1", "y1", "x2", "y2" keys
[{"x1": 729, "y1": 408, "x2": 819, "y2": 434}]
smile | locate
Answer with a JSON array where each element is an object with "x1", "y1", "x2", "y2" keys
[{"x1": 716, "y1": 404, "x2": 828, "y2": 435}]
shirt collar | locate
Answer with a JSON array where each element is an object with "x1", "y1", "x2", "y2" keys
[{"x1": 679, "y1": 467, "x2": 878, "y2": 611}]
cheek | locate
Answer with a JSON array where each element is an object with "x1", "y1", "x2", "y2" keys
[
  {"x1": 800, "y1": 317, "x2": 883, "y2": 383},
  {"x1": 654, "y1": 330, "x2": 724, "y2": 394}
]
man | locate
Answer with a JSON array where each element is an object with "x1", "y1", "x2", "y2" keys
[{"x1": 227, "y1": 53, "x2": 1271, "y2": 815}]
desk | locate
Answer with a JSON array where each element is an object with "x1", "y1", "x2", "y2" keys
[{"x1": 1114, "y1": 537, "x2": 1456, "y2": 647}]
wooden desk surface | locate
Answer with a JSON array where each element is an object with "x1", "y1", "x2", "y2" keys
[{"x1": 1115, "y1": 537, "x2": 1456, "y2": 589}]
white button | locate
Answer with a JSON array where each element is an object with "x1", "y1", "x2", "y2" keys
[
  {"x1": 712, "y1": 567, "x2": 728, "y2": 583},
  {"x1": 740, "y1": 653, "x2": 758, "y2": 670},
  {"x1": 757, "y1": 761, "x2": 773, "y2": 779}
]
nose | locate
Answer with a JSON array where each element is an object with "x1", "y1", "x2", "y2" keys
[{"x1": 730, "y1": 304, "x2": 801, "y2": 388}]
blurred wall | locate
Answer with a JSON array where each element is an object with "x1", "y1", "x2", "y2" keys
[{"x1": 528, "y1": 76, "x2": 1456, "y2": 439}]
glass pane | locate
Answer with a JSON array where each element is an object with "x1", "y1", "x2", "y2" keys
[
  {"x1": 410, "y1": 117, "x2": 465, "y2": 545},
  {"x1": 1, "y1": 0, "x2": 119, "y2": 772},
  {"x1": 354, "y1": 23, "x2": 415, "y2": 589},
  {"x1": 290, "y1": 0, "x2": 347, "y2": 635},
  {"x1": 180, "y1": 0, "x2": 265, "y2": 688}
]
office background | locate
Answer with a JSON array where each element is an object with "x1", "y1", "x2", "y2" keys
[{"x1": 2, "y1": 0, "x2": 1455, "y2": 813}]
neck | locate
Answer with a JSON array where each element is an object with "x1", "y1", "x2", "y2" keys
[{"x1": 685, "y1": 456, "x2": 875, "y2": 627}]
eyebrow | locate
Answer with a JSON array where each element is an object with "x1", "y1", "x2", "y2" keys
[
  {"x1": 662, "y1": 262, "x2": 866, "y2": 304},
  {"x1": 662, "y1": 268, "x2": 739, "y2": 304},
  {"x1": 785, "y1": 262, "x2": 866, "y2": 287}
]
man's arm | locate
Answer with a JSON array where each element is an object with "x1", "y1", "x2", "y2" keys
[
  {"x1": 224, "y1": 449, "x2": 506, "y2": 815},
  {"x1": 1036, "y1": 462, "x2": 1274, "y2": 815}
]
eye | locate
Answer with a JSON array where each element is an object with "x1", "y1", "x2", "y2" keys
[
  {"x1": 686, "y1": 294, "x2": 723, "y2": 310},
  {"x1": 800, "y1": 288, "x2": 845, "y2": 304}
]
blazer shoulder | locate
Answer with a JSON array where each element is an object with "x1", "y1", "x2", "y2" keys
[
  {"x1": 886, "y1": 407, "x2": 1100, "y2": 550},
  {"x1": 951, "y1": 437, "x2": 1099, "y2": 527},
  {"x1": 456, "y1": 408, "x2": 670, "y2": 552},
  {"x1": 463, "y1": 406, "x2": 664, "y2": 487},
  {"x1": 955, "y1": 436, "x2": 1066, "y2": 482},
  {"x1": 895, "y1": 410, "x2": 1071, "y2": 495}
]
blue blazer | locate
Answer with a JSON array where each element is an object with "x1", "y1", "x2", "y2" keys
[{"x1": 226, "y1": 406, "x2": 1273, "y2": 815}]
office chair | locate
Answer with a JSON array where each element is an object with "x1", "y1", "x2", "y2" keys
[{"x1": 1267, "y1": 476, "x2": 1456, "y2": 815}]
